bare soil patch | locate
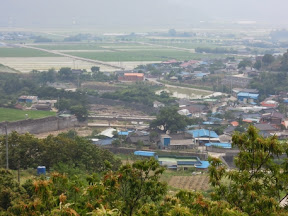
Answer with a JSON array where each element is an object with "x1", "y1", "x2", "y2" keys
[{"x1": 168, "y1": 175, "x2": 210, "y2": 191}]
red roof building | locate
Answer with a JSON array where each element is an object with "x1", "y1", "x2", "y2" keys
[{"x1": 118, "y1": 73, "x2": 144, "y2": 82}]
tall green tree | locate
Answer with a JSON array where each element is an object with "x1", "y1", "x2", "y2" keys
[
  {"x1": 91, "y1": 66, "x2": 100, "y2": 73},
  {"x1": 209, "y1": 125, "x2": 288, "y2": 216},
  {"x1": 150, "y1": 106, "x2": 191, "y2": 133},
  {"x1": 262, "y1": 54, "x2": 275, "y2": 65},
  {"x1": 103, "y1": 158, "x2": 167, "y2": 216}
]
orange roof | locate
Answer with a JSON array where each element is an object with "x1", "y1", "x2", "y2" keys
[
  {"x1": 243, "y1": 119, "x2": 252, "y2": 123},
  {"x1": 124, "y1": 73, "x2": 144, "y2": 77},
  {"x1": 231, "y1": 121, "x2": 239, "y2": 127}
]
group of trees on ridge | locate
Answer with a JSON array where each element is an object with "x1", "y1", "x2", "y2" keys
[
  {"x1": 101, "y1": 83, "x2": 175, "y2": 107},
  {"x1": 0, "y1": 131, "x2": 121, "y2": 172}
]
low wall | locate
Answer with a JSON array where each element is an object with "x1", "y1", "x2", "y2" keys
[
  {"x1": 206, "y1": 146, "x2": 239, "y2": 154},
  {"x1": 155, "y1": 151, "x2": 208, "y2": 160},
  {"x1": 103, "y1": 146, "x2": 208, "y2": 160},
  {"x1": 0, "y1": 115, "x2": 79, "y2": 135},
  {"x1": 104, "y1": 146, "x2": 136, "y2": 155}
]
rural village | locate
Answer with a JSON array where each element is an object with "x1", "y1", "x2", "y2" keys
[
  {"x1": 2, "y1": 20, "x2": 288, "y2": 214},
  {"x1": 2, "y1": 34, "x2": 288, "y2": 175}
]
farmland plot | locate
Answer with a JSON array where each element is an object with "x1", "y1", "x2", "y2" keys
[{"x1": 168, "y1": 175, "x2": 210, "y2": 191}]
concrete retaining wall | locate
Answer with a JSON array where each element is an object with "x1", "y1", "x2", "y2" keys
[
  {"x1": 103, "y1": 146, "x2": 208, "y2": 160},
  {"x1": 206, "y1": 146, "x2": 239, "y2": 154},
  {"x1": 0, "y1": 115, "x2": 79, "y2": 135}
]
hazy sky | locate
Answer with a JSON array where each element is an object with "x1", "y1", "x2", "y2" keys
[{"x1": 1, "y1": 0, "x2": 288, "y2": 29}]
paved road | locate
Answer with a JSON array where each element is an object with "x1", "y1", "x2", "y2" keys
[{"x1": 13, "y1": 43, "x2": 126, "y2": 70}]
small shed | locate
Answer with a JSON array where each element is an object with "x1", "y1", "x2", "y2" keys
[
  {"x1": 160, "y1": 134, "x2": 171, "y2": 147},
  {"x1": 18, "y1": 95, "x2": 38, "y2": 103},
  {"x1": 237, "y1": 92, "x2": 259, "y2": 103}
]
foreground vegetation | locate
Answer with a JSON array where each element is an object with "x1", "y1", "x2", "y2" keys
[
  {"x1": 0, "y1": 131, "x2": 120, "y2": 171},
  {"x1": 1, "y1": 126, "x2": 288, "y2": 215}
]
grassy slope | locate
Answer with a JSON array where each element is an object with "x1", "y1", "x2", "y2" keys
[{"x1": 0, "y1": 107, "x2": 56, "y2": 122}]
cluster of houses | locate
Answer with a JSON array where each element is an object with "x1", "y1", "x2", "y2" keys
[
  {"x1": 114, "y1": 56, "x2": 262, "y2": 91},
  {"x1": 91, "y1": 80, "x2": 288, "y2": 170},
  {"x1": 17, "y1": 95, "x2": 57, "y2": 111}
]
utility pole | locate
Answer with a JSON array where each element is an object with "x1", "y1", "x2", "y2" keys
[
  {"x1": 5, "y1": 122, "x2": 9, "y2": 169},
  {"x1": 208, "y1": 127, "x2": 211, "y2": 144}
]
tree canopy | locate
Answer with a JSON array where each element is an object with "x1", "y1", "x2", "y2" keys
[
  {"x1": 2, "y1": 126, "x2": 288, "y2": 215},
  {"x1": 150, "y1": 106, "x2": 192, "y2": 133},
  {"x1": 209, "y1": 125, "x2": 288, "y2": 215},
  {"x1": 0, "y1": 131, "x2": 121, "y2": 172}
]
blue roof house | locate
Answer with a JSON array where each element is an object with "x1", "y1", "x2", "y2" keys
[
  {"x1": 237, "y1": 92, "x2": 259, "y2": 104},
  {"x1": 186, "y1": 129, "x2": 220, "y2": 144}
]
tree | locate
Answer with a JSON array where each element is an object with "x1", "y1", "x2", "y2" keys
[
  {"x1": 168, "y1": 29, "x2": 177, "y2": 36},
  {"x1": 103, "y1": 158, "x2": 167, "y2": 216},
  {"x1": 281, "y1": 49, "x2": 288, "y2": 71},
  {"x1": 59, "y1": 67, "x2": 72, "y2": 80},
  {"x1": 262, "y1": 54, "x2": 275, "y2": 65},
  {"x1": 70, "y1": 105, "x2": 88, "y2": 122},
  {"x1": 150, "y1": 107, "x2": 191, "y2": 133},
  {"x1": 0, "y1": 169, "x2": 25, "y2": 211},
  {"x1": 238, "y1": 59, "x2": 252, "y2": 69},
  {"x1": 91, "y1": 66, "x2": 100, "y2": 73},
  {"x1": 253, "y1": 59, "x2": 262, "y2": 70},
  {"x1": 209, "y1": 125, "x2": 288, "y2": 215}
]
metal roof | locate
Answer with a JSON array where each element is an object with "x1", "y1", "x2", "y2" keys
[
  {"x1": 118, "y1": 131, "x2": 131, "y2": 136},
  {"x1": 18, "y1": 95, "x2": 38, "y2": 100},
  {"x1": 237, "y1": 92, "x2": 259, "y2": 99},
  {"x1": 99, "y1": 128, "x2": 117, "y2": 138},
  {"x1": 202, "y1": 122, "x2": 214, "y2": 125},
  {"x1": 134, "y1": 151, "x2": 156, "y2": 157},
  {"x1": 124, "y1": 73, "x2": 144, "y2": 77},
  {"x1": 195, "y1": 161, "x2": 210, "y2": 169},
  {"x1": 187, "y1": 129, "x2": 219, "y2": 138},
  {"x1": 205, "y1": 142, "x2": 232, "y2": 149},
  {"x1": 92, "y1": 138, "x2": 114, "y2": 146}
]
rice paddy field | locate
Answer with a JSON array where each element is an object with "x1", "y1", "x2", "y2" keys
[
  {"x1": 0, "y1": 47, "x2": 59, "y2": 57},
  {"x1": 0, "y1": 107, "x2": 56, "y2": 122},
  {"x1": 0, "y1": 40, "x2": 228, "y2": 73}
]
